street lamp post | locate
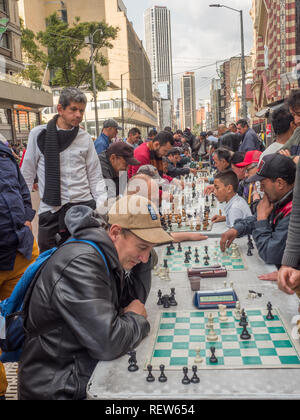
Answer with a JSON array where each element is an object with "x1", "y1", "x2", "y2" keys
[
  {"x1": 209, "y1": 4, "x2": 247, "y2": 120},
  {"x1": 121, "y1": 71, "x2": 129, "y2": 138},
  {"x1": 85, "y1": 29, "x2": 103, "y2": 138}
]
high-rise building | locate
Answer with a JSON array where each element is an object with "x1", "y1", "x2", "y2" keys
[
  {"x1": 144, "y1": 6, "x2": 173, "y2": 102},
  {"x1": 19, "y1": 0, "x2": 156, "y2": 137},
  {"x1": 181, "y1": 72, "x2": 196, "y2": 130}
]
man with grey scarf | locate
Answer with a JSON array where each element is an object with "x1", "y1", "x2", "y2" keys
[{"x1": 21, "y1": 88, "x2": 107, "y2": 252}]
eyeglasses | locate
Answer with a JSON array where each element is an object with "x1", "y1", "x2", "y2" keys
[{"x1": 245, "y1": 164, "x2": 258, "y2": 173}]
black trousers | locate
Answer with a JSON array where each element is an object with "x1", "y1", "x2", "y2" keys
[{"x1": 38, "y1": 200, "x2": 96, "y2": 253}]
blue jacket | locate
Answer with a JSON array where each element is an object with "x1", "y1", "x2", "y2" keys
[
  {"x1": 0, "y1": 143, "x2": 35, "y2": 270},
  {"x1": 94, "y1": 132, "x2": 110, "y2": 155},
  {"x1": 239, "y1": 128, "x2": 260, "y2": 152}
]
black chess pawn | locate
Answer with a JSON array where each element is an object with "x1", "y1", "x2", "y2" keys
[
  {"x1": 240, "y1": 314, "x2": 251, "y2": 340},
  {"x1": 128, "y1": 350, "x2": 139, "y2": 372},
  {"x1": 209, "y1": 346, "x2": 218, "y2": 364},
  {"x1": 146, "y1": 365, "x2": 155, "y2": 382},
  {"x1": 195, "y1": 256, "x2": 200, "y2": 264},
  {"x1": 162, "y1": 295, "x2": 170, "y2": 308},
  {"x1": 177, "y1": 243, "x2": 182, "y2": 252},
  {"x1": 203, "y1": 256, "x2": 209, "y2": 266},
  {"x1": 247, "y1": 246, "x2": 253, "y2": 256},
  {"x1": 266, "y1": 302, "x2": 274, "y2": 320},
  {"x1": 166, "y1": 246, "x2": 172, "y2": 256},
  {"x1": 158, "y1": 364, "x2": 167, "y2": 382},
  {"x1": 239, "y1": 309, "x2": 246, "y2": 326},
  {"x1": 181, "y1": 367, "x2": 190, "y2": 385},
  {"x1": 191, "y1": 365, "x2": 200, "y2": 384},
  {"x1": 247, "y1": 234, "x2": 254, "y2": 249},
  {"x1": 184, "y1": 252, "x2": 190, "y2": 264},
  {"x1": 170, "y1": 242, "x2": 175, "y2": 250},
  {"x1": 194, "y1": 248, "x2": 199, "y2": 258},
  {"x1": 169, "y1": 288, "x2": 177, "y2": 306},
  {"x1": 163, "y1": 259, "x2": 168, "y2": 268},
  {"x1": 157, "y1": 289, "x2": 163, "y2": 305}
]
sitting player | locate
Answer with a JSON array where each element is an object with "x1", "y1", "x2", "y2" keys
[
  {"x1": 211, "y1": 170, "x2": 252, "y2": 228},
  {"x1": 166, "y1": 148, "x2": 197, "y2": 178},
  {"x1": 18, "y1": 195, "x2": 173, "y2": 400},
  {"x1": 220, "y1": 154, "x2": 296, "y2": 268},
  {"x1": 233, "y1": 150, "x2": 262, "y2": 213}
]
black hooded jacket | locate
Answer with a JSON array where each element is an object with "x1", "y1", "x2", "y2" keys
[{"x1": 18, "y1": 206, "x2": 151, "y2": 400}]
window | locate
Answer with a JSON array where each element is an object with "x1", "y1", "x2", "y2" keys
[
  {"x1": 0, "y1": 0, "x2": 7, "y2": 12},
  {"x1": 0, "y1": 108, "x2": 9, "y2": 124},
  {"x1": 0, "y1": 32, "x2": 9, "y2": 50}
]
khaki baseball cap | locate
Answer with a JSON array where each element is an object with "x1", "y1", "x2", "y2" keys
[{"x1": 108, "y1": 195, "x2": 173, "y2": 245}]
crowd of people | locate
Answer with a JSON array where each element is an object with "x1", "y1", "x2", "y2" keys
[{"x1": 1, "y1": 86, "x2": 300, "y2": 399}]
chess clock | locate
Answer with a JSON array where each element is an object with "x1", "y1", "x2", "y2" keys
[{"x1": 193, "y1": 288, "x2": 238, "y2": 310}]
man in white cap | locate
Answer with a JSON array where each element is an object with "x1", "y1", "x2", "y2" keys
[{"x1": 18, "y1": 195, "x2": 172, "y2": 400}]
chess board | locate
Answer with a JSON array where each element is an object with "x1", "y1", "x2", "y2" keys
[
  {"x1": 160, "y1": 244, "x2": 247, "y2": 272},
  {"x1": 146, "y1": 309, "x2": 300, "y2": 370}
]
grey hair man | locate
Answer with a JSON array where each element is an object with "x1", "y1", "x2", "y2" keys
[{"x1": 21, "y1": 87, "x2": 107, "y2": 252}]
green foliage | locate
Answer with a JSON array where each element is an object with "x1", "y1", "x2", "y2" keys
[
  {"x1": 20, "y1": 13, "x2": 119, "y2": 91},
  {"x1": 20, "y1": 18, "x2": 47, "y2": 86}
]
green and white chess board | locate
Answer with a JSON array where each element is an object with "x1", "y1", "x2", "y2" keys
[
  {"x1": 146, "y1": 309, "x2": 300, "y2": 370},
  {"x1": 160, "y1": 244, "x2": 247, "y2": 272}
]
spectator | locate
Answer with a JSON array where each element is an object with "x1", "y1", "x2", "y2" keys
[
  {"x1": 124, "y1": 127, "x2": 141, "y2": 149},
  {"x1": 146, "y1": 129, "x2": 157, "y2": 142},
  {"x1": 260, "y1": 107, "x2": 295, "y2": 162},
  {"x1": 21, "y1": 87, "x2": 107, "y2": 252},
  {"x1": 94, "y1": 119, "x2": 122, "y2": 154},
  {"x1": 237, "y1": 119, "x2": 263, "y2": 152},
  {"x1": 279, "y1": 89, "x2": 300, "y2": 159}
]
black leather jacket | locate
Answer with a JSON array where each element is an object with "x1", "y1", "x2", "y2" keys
[{"x1": 18, "y1": 206, "x2": 151, "y2": 400}]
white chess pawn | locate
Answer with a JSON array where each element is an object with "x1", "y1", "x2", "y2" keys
[
  {"x1": 207, "y1": 324, "x2": 218, "y2": 342},
  {"x1": 194, "y1": 347, "x2": 203, "y2": 364},
  {"x1": 206, "y1": 312, "x2": 214, "y2": 329},
  {"x1": 218, "y1": 304, "x2": 228, "y2": 322},
  {"x1": 234, "y1": 301, "x2": 241, "y2": 320}
]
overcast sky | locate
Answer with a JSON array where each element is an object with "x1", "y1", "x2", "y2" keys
[{"x1": 124, "y1": 0, "x2": 254, "y2": 105}]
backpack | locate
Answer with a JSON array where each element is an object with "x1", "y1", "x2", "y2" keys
[{"x1": 0, "y1": 239, "x2": 109, "y2": 363}]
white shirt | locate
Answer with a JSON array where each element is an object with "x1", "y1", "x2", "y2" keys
[
  {"x1": 259, "y1": 142, "x2": 283, "y2": 164},
  {"x1": 224, "y1": 194, "x2": 252, "y2": 228},
  {"x1": 21, "y1": 124, "x2": 107, "y2": 214}
]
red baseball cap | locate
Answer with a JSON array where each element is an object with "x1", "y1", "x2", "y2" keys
[{"x1": 235, "y1": 150, "x2": 262, "y2": 168}]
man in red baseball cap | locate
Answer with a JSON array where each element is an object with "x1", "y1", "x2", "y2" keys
[{"x1": 235, "y1": 150, "x2": 263, "y2": 212}]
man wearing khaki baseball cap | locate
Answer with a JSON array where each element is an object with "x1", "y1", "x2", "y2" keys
[
  {"x1": 18, "y1": 196, "x2": 172, "y2": 400},
  {"x1": 108, "y1": 194, "x2": 172, "y2": 248}
]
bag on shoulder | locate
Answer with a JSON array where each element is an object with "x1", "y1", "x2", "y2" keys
[{"x1": 0, "y1": 239, "x2": 109, "y2": 363}]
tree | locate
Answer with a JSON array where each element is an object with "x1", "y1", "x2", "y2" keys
[{"x1": 21, "y1": 13, "x2": 119, "y2": 91}]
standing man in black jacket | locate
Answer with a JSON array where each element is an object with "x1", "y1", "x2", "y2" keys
[{"x1": 18, "y1": 195, "x2": 172, "y2": 400}]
